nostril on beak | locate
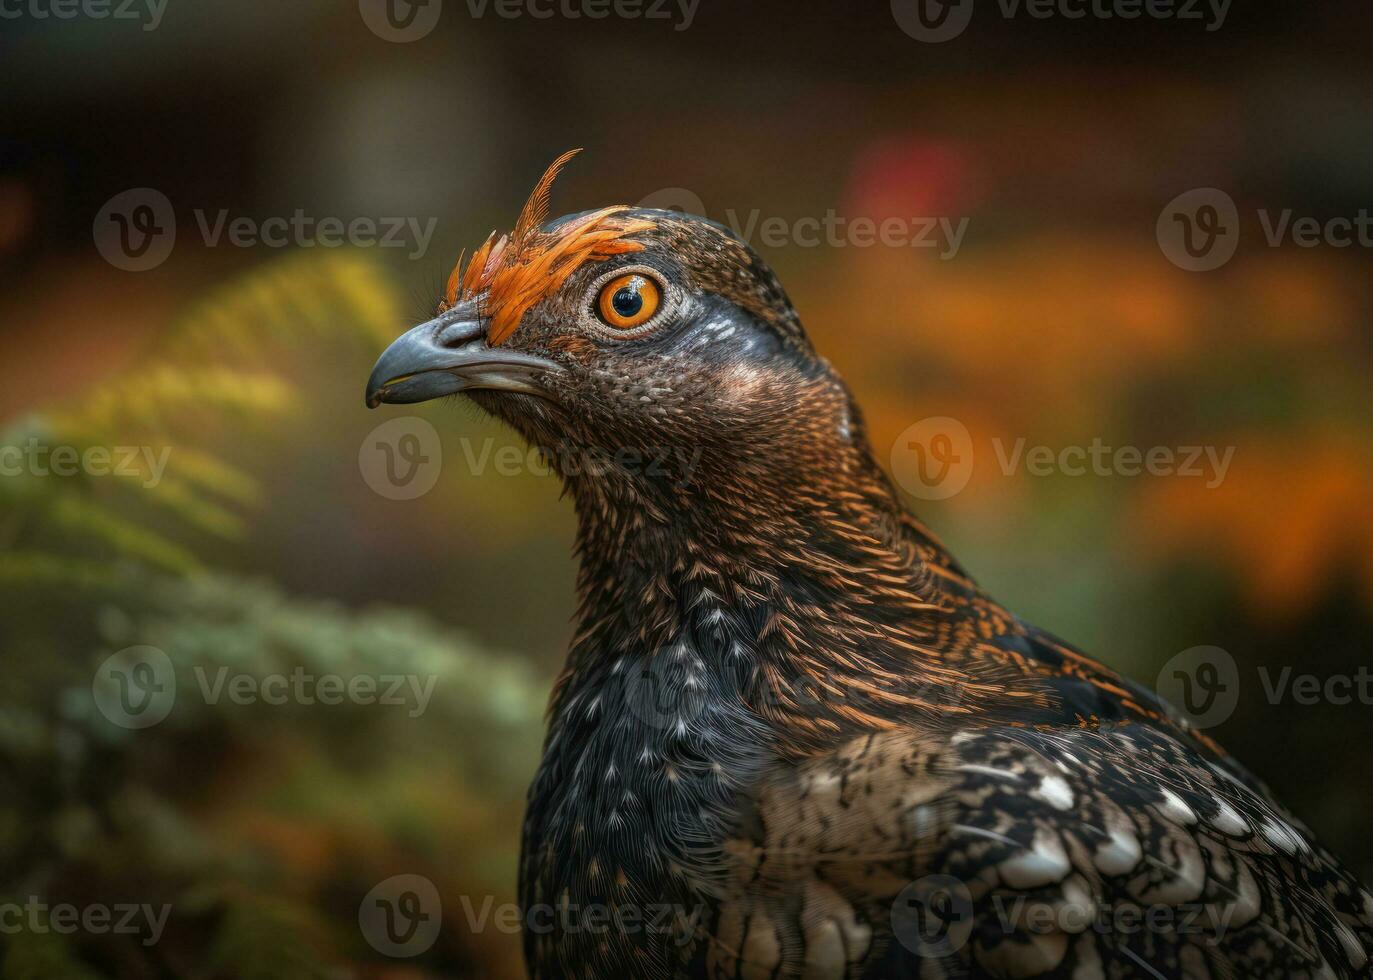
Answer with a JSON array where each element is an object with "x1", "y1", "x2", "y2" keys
[{"x1": 435, "y1": 318, "x2": 485, "y2": 349}]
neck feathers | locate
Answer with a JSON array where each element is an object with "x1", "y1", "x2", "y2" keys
[{"x1": 547, "y1": 409, "x2": 1036, "y2": 750}]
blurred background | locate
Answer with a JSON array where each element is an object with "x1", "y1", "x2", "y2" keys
[{"x1": 3, "y1": 1, "x2": 1372, "y2": 976}]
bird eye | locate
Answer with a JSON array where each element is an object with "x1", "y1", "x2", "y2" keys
[{"x1": 595, "y1": 274, "x2": 661, "y2": 330}]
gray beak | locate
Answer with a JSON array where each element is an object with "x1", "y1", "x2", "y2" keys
[{"x1": 365, "y1": 303, "x2": 561, "y2": 408}]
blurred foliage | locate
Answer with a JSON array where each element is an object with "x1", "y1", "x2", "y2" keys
[
  {"x1": 1, "y1": 252, "x2": 396, "y2": 582},
  {"x1": 0, "y1": 255, "x2": 542, "y2": 978},
  {"x1": 813, "y1": 171, "x2": 1373, "y2": 633}
]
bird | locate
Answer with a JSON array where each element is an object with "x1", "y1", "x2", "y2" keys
[{"x1": 365, "y1": 150, "x2": 1373, "y2": 980}]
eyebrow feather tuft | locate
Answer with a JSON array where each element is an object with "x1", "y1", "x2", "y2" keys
[{"x1": 442, "y1": 149, "x2": 655, "y2": 346}]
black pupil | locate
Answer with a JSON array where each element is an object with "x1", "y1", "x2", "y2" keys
[{"x1": 612, "y1": 282, "x2": 643, "y2": 319}]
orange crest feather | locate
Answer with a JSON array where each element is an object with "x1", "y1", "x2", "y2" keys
[{"x1": 443, "y1": 149, "x2": 655, "y2": 346}]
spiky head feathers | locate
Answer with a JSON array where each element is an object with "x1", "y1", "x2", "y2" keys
[{"x1": 442, "y1": 149, "x2": 656, "y2": 346}]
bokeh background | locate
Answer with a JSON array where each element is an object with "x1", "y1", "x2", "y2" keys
[{"x1": 3, "y1": 1, "x2": 1372, "y2": 976}]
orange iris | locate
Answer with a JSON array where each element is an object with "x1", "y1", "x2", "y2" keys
[{"x1": 596, "y1": 274, "x2": 661, "y2": 330}]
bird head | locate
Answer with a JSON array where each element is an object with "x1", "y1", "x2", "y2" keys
[
  {"x1": 366, "y1": 151, "x2": 869, "y2": 503},
  {"x1": 366, "y1": 153, "x2": 988, "y2": 731}
]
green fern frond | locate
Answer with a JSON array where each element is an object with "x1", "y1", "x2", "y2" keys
[
  {"x1": 165, "y1": 251, "x2": 401, "y2": 359},
  {"x1": 164, "y1": 447, "x2": 262, "y2": 507},
  {"x1": 325, "y1": 254, "x2": 405, "y2": 344},
  {"x1": 11, "y1": 252, "x2": 405, "y2": 587},
  {"x1": 44, "y1": 491, "x2": 201, "y2": 573},
  {"x1": 0, "y1": 552, "x2": 128, "y2": 590},
  {"x1": 50, "y1": 368, "x2": 296, "y2": 437},
  {"x1": 133, "y1": 475, "x2": 247, "y2": 539}
]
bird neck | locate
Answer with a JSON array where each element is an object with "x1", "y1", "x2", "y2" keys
[{"x1": 549, "y1": 409, "x2": 988, "y2": 749}]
